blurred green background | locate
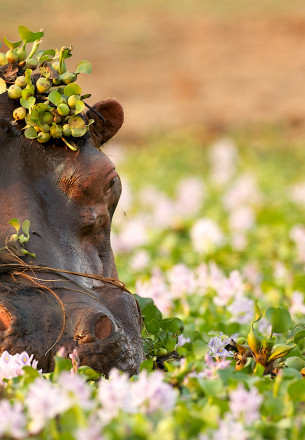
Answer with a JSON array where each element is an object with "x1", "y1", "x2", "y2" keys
[{"x1": 2, "y1": 0, "x2": 305, "y2": 143}]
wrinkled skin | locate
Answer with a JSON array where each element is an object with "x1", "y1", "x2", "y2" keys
[{"x1": 0, "y1": 93, "x2": 144, "y2": 375}]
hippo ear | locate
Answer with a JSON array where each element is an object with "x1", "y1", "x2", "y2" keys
[{"x1": 86, "y1": 99, "x2": 124, "y2": 146}]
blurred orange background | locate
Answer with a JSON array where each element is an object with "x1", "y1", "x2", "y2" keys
[{"x1": 2, "y1": 0, "x2": 305, "y2": 141}]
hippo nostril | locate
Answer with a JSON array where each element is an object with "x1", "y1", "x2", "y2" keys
[
  {"x1": 0, "y1": 306, "x2": 11, "y2": 331},
  {"x1": 95, "y1": 315, "x2": 112, "y2": 340}
]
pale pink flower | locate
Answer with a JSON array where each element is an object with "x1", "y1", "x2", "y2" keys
[
  {"x1": 26, "y1": 378, "x2": 70, "y2": 434},
  {"x1": 229, "y1": 383, "x2": 263, "y2": 425},
  {"x1": 212, "y1": 416, "x2": 249, "y2": 440},
  {"x1": 167, "y1": 263, "x2": 197, "y2": 298},
  {"x1": 229, "y1": 206, "x2": 255, "y2": 232},
  {"x1": 214, "y1": 270, "x2": 244, "y2": 307},
  {"x1": 176, "y1": 334, "x2": 191, "y2": 348},
  {"x1": 200, "y1": 354, "x2": 231, "y2": 380},
  {"x1": 223, "y1": 174, "x2": 261, "y2": 211},
  {"x1": 98, "y1": 369, "x2": 134, "y2": 420},
  {"x1": 289, "y1": 181, "x2": 305, "y2": 206},
  {"x1": 228, "y1": 297, "x2": 254, "y2": 324},
  {"x1": 136, "y1": 268, "x2": 172, "y2": 314},
  {"x1": 76, "y1": 418, "x2": 106, "y2": 440},
  {"x1": 58, "y1": 372, "x2": 93, "y2": 410},
  {"x1": 131, "y1": 371, "x2": 177, "y2": 414},
  {"x1": 115, "y1": 217, "x2": 148, "y2": 252},
  {"x1": 290, "y1": 291, "x2": 305, "y2": 318},
  {"x1": 69, "y1": 348, "x2": 80, "y2": 374},
  {"x1": 290, "y1": 225, "x2": 305, "y2": 263},
  {"x1": 209, "y1": 138, "x2": 238, "y2": 186},
  {"x1": 0, "y1": 400, "x2": 26, "y2": 439},
  {"x1": 230, "y1": 233, "x2": 247, "y2": 251},
  {"x1": 130, "y1": 249, "x2": 150, "y2": 271},
  {"x1": 195, "y1": 262, "x2": 224, "y2": 294},
  {"x1": 190, "y1": 218, "x2": 224, "y2": 254},
  {"x1": 174, "y1": 177, "x2": 205, "y2": 218}
]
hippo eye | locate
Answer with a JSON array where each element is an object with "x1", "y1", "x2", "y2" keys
[{"x1": 104, "y1": 176, "x2": 117, "y2": 194}]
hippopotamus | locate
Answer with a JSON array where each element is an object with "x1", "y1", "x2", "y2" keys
[{"x1": 0, "y1": 91, "x2": 144, "y2": 375}]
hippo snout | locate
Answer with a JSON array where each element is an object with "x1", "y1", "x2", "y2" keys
[{"x1": 0, "y1": 281, "x2": 144, "y2": 375}]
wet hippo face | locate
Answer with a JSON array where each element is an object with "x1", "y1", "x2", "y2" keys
[{"x1": 0, "y1": 93, "x2": 144, "y2": 375}]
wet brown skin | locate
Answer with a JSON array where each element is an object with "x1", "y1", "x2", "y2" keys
[{"x1": 0, "y1": 93, "x2": 144, "y2": 376}]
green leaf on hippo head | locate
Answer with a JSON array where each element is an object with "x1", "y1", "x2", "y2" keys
[
  {"x1": 30, "y1": 103, "x2": 49, "y2": 124},
  {"x1": 39, "y1": 61, "x2": 59, "y2": 79},
  {"x1": 74, "y1": 100, "x2": 85, "y2": 115},
  {"x1": 24, "y1": 126, "x2": 38, "y2": 139},
  {"x1": 37, "y1": 49, "x2": 56, "y2": 63},
  {"x1": 3, "y1": 36, "x2": 22, "y2": 50},
  {"x1": 76, "y1": 60, "x2": 92, "y2": 74},
  {"x1": 64, "y1": 83, "x2": 82, "y2": 97},
  {"x1": 61, "y1": 137, "x2": 78, "y2": 151},
  {"x1": 68, "y1": 116, "x2": 85, "y2": 129},
  {"x1": 81, "y1": 93, "x2": 91, "y2": 100},
  {"x1": 71, "y1": 127, "x2": 87, "y2": 137},
  {"x1": 48, "y1": 91, "x2": 61, "y2": 106},
  {"x1": 20, "y1": 96, "x2": 36, "y2": 109},
  {"x1": 0, "y1": 78, "x2": 7, "y2": 95},
  {"x1": 266, "y1": 307, "x2": 292, "y2": 334},
  {"x1": 18, "y1": 26, "x2": 44, "y2": 43},
  {"x1": 9, "y1": 218, "x2": 20, "y2": 234},
  {"x1": 21, "y1": 219, "x2": 31, "y2": 237}
]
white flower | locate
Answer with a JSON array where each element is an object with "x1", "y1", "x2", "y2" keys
[
  {"x1": 26, "y1": 378, "x2": 70, "y2": 434},
  {"x1": 229, "y1": 206, "x2": 255, "y2": 232},
  {"x1": 214, "y1": 270, "x2": 245, "y2": 307},
  {"x1": 223, "y1": 174, "x2": 261, "y2": 211},
  {"x1": 228, "y1": 297, "x2": 254, "y2": 324},
  {"x1": 229, "y1": 383, "x2": 263, "y2": 425},
  {"x1": 130, "y1": 249, "x2": 150, "y2": 271},
  {"x1": 290, "y1": 225, "x2": 305, "y2": 263},
  {"x1": 289, "y1": 181, "x2": 305, "y2": 206},
  {"x1": 131, "y1": 371, "x2": 177, "y2": 414},
  {"x1": 167, "y1": 263, "x2": 197, "y2": 298},
  {"x1": 58, "y1": 372, "x2": 93, "y2": 410},
  {"x1": 290, "y1": 291, "x2": 305, "y2": 318},
  {"x1": 136, "y1": 268, "x2": 172, "y2": 314},
  {"x1": 114, "y1": 216, "x2": 148, "y2": 252},
  {"x1": 174, "y1": 177, "x2": 205, "y2": 218},
  {"x1": 209, "y1": 138, "x2": 238, "y2": 186},
  {"x1": 190, "y1": 218, "x2": 224, "y2": 254},
  {"x1": 211, "y1": 416, "x2": 249, "y2": 440},
  {"x1": 0, "y1": 400, "x2": 26, "y2": 439},
  {"x1": 98, "y1": 369, "x2": 134, "y2": 420}
]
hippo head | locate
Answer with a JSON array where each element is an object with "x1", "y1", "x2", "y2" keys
[{"x1": 0, "y1": 92, "x2": 144, "y2": 375}]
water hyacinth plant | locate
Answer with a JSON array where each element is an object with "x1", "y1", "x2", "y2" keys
[
  {"x1": 0, "y1": 26, "x2": 93, "y2": 150},
  {"x1": 0, "y1": 133, "x2": 304, "y2": 438}
]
